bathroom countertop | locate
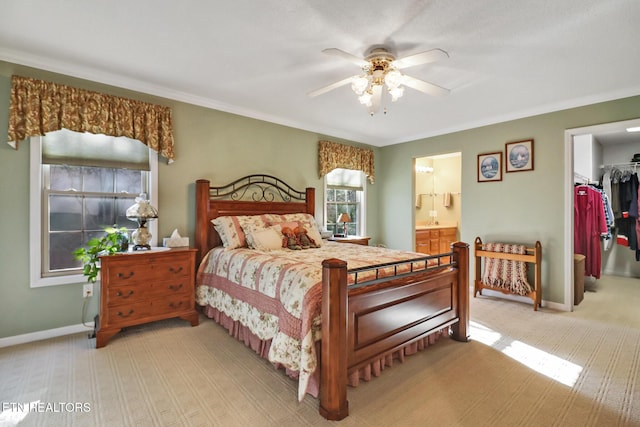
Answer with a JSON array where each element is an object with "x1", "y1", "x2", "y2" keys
[{"x1": 415, "y1": 223, "x2": 457, "y2": 230}]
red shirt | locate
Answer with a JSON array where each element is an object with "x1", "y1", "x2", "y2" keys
[{"x1": 574, "y1": 186, "x2": 607, "y2": 278}]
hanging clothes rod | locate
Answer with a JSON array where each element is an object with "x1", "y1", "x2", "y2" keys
[
  {"x1": 573, "y1": 172, "x2": 591, "y2": 184},
  {"x1": 600, "y1": 161, "x2": 639, "y2": 169}
]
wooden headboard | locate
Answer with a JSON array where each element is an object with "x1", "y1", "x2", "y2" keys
[{"x1": 195, "y1": 175, "x2": 315, "y2": 264}]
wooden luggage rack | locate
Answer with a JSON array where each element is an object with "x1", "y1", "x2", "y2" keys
[{"x1": 474, "y1": 237, "x2": 542, "y2": 311}]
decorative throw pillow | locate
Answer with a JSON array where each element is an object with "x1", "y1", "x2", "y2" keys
[
  {"x1": 245, "y1": 225, "x2": 283, "y2": 251},
  {"x1": 212, "y1": 216, "x2": 245, "y2": 249},
  {"x1": 212, "y1": 215, "x2": 270, "y2": 249},
  {"x1": 273, "y1": 221, "x2": 299, "y2": 231},
  {"x1": 237, "y1": 215, "x2": 269, "y2": 237}
]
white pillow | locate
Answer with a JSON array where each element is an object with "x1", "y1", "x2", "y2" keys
[{"x1": 246, "y1": 226, "x2": 283, "y2": 251}]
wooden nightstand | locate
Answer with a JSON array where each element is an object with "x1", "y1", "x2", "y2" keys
[
  {"x1": 96, "y1": 247, "x2": 199, "y2": 348},
  {"x1": 328, "y1": 236, "x2": 371, "y2": 246}
]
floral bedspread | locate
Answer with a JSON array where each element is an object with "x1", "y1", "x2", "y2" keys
[{"x1": 195, "y1": 241, "x2": 427, "y2": 401}]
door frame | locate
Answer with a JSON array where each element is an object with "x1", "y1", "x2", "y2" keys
[
  {"x1": 413, "y1": 152, "x2": 462, "y2": 252},
  {"x1": 563, "y1": 117, "x2": 640, "y2": 311}
]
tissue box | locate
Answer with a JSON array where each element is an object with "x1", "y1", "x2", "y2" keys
[{"x1": 163, "y1": 237, "x2": 189, "y2": 247}]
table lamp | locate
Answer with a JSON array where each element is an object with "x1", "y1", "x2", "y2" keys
[
  {"x1": 126, "y1": 193, "x2": 158, "y2": 250},
  {"x1": 337, "y1": 212, "x2": 351, "y2": 236}
]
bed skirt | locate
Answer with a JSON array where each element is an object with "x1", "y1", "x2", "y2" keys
[{"x1": 202, "y1": 304, "x2": 448, "y2": 398}]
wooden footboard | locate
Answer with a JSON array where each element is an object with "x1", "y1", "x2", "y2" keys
[{"x1": 320, "y1": 242, "x2": 470, "y2": 420}]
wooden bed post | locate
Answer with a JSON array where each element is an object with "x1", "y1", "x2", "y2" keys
[
  {"x1": 305, "y1": 187, "x2": 315, "y2": 216},
  {"x1": 450, "y1": 242, "x2": 470, "y2": 342},
  {"x1": 195, "y1": 179, "x2": 210, "y2": 266},
  {"x1": 320, "y1": 258, "x2": 349, "y2": 421}
]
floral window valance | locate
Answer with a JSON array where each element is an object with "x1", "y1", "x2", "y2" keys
[
  {"x1": 318, "y1": 140, "x2": 375, "y2": 184},
  {"x1": 7, "y1": 75, "x2": 175, "y2": 162}
]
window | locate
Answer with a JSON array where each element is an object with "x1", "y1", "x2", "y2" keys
[
  {"x1": 324, "y1": 168, "x2": 366, "y2": 236},
  {"x1": 30, "y1": 129, "x2": 158, "y2": 287}
]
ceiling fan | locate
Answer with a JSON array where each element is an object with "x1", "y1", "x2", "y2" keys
[{"x1": 308, "y1": 46, "x2": 450, "y2": 115}]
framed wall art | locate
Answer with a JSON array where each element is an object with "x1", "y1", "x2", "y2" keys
[
  {"x1": 477, "y1": 151, "x2": 502, "y2": 182},
  {"x1": 505, "y1": 139, "x2": 534, "y2": 172}
]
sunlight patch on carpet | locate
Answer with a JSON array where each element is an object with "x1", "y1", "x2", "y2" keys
[
  {"x1": 0, "y1": 400, "x2": 39, "y2": 426},
  {"x1": 471, "y1": 321, "x2": 583, "y2": 387}
]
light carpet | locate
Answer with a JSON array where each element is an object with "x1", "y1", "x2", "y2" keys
[{"x1": 1, "y1": 280, "x2": 639, "y2": 427}]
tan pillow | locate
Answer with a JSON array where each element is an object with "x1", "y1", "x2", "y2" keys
[{"x1": 246, "y1": 226, "x2": 283, "y2": 251}]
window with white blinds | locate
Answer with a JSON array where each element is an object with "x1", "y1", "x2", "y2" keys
[
  {"x1": 324, "y1": 168, "x2": 366, "y2": 236},
  {"x1": 30, "y1": 129, "x2": 158, "y2": 287}
]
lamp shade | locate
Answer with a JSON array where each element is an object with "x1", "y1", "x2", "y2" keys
[
  {"x1": 126, "y1": 194, "x2": 157, "y2": 250},
  {"x1": 126, "y1": 194, "x2": 158, "y2": 220},
  {"x1": 337, "y1": 213, "x2": 351, "y2": 223}
]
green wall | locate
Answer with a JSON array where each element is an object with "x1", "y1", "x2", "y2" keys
[
  {"x1": 379, "y1": 96, "x2": 640, "y2": 304},
  {"x1": 0, "y1": 62, "x2": 379, "y2": 339}
]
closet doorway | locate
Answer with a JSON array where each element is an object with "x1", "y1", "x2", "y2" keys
[
  {"x1": 565, "y1": 118, "x2": 640, "y2": 315},
  {"x1": 414, "y1": 152, "x2": 461, "y2": 254}
]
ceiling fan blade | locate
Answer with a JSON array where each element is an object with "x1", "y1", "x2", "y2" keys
[
  {"x1": 368, "y1": 85, "x2": 383, "y2": 115},
  {"x1": 322, "y1": 48, "x2": 369, "y2": 68},
  {"x1": 402, "y1": 75, "x2": 450, "y2": 97},
  {"x1": 392, "y1": 48, "x2": 449, "y2": 69},
  {"x1": 307, "y1": 75, "x2": 357, "y2": 98}
]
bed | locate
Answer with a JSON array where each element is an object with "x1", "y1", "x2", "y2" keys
[{"x1": 194, "y1": 175, "x2": 469, "y2": 420}]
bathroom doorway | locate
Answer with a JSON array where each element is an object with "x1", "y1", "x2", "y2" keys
[{"x1": 414, "y1": 152, "x2": 462, "y2": 253}]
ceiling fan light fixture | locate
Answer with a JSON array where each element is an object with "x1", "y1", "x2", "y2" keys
[
  {"x1": 311, "y1": 46, "x2": 450, "y2": 115},
  {"x1": 384, "y1": 69, "x2": 403, "y2": 89},
  {"x1": 358, "y1": 92, "x2": 373, "y2": 107},
  {"x1": 351, "y1": 76, "x2": 369, "y2": 96},
  {"x1": 388, "y1": 86, "x2": 404, "y2": 102}
]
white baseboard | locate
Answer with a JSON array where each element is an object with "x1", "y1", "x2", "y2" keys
[
  {"x1": 0, "y1": 322, "x2": 95, "y2": 348},
  {"x1": 478, "y1": 289, "x2": 570, "y2": 312}
]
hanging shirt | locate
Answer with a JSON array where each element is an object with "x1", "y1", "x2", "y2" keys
[
  {"x1": 597, "y1": 188, "x2": 614, "y2": 250},
  {"x1": 637, "y1": 182, "x2": 640, "y2": 260},
  {"x1": 574, "y1": 185, "x2": 608, "y2": 278},
  {"x1": 610, "y1": 168, "x2": 622, "y2": 219}
]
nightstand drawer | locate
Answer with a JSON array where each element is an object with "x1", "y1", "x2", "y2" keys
[
  {"x1": 106, "y1": 281, "x2": 190, "y2": 306},
  {"x1": 103, "y1": 259, "x2": 190, "y2": 284},
  {"x1": 106, "y1": 284, "x2": 147, "y2": 306},
  {"x1": 149, "y1": 281, "x2": 191, "y2": 298},
  {"x1": 151, "y1": 296, "x2": 193, "y2": 316},
  {"x1": 106, "y1": 301, "x2": 153, "y2": 325}
]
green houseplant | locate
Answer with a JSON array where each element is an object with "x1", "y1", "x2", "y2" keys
[{"x1": 73, "y1": 226, "x2": 130, "y2": 283}]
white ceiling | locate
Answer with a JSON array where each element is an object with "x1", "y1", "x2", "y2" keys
[{"x1": 1, "y1": 0, "x2": 639, "y2": 147}]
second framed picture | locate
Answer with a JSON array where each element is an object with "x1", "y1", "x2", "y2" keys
[
  {"x1": 505, "y1": 139, "x2": 534, "y2": 172},
  {"x1": 477, "y1": 151, "x2": 502, "y2": 182}
]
